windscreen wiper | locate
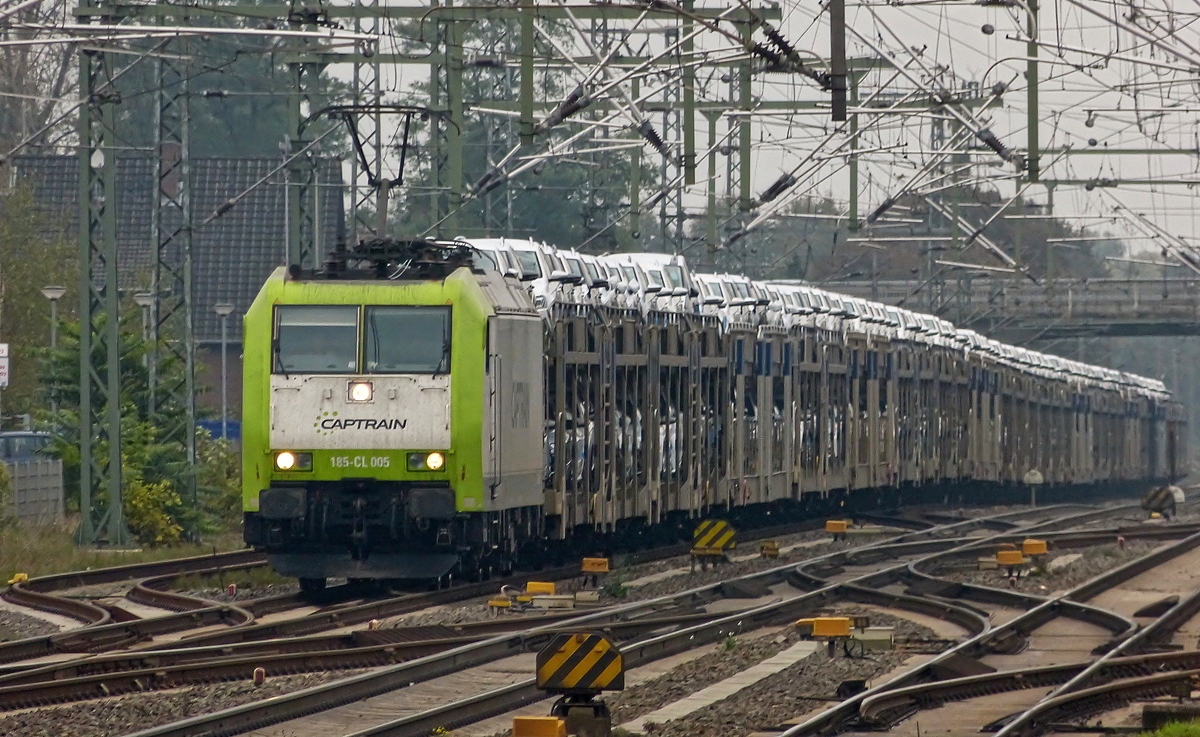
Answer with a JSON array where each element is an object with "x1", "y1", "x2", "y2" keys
[{"x1": 273, "y1": 337, "x2": 289, "y2": 379}]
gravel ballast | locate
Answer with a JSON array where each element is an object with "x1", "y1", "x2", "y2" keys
[
  {"x1": 0, "y1": 670, "x2": 368, "y2": 737},
  {"x1": 609, "y1": 606, "x2": 938, "y2": 731},
  {"x1": 176, "y1": 581, "x2": 300, "y2": 603},
  {"x1": 0, "y1": 609, "x2": 60, "y2": 641},
  {"x1": 382, "y1": 533, "x2": 870, "y2": 629},
  {"x1": 935, "y1": 540, "x2": 1160, "y2": 595},
  {"x1": 635, "y1": 646, "x2": 912, "y2": 737}
]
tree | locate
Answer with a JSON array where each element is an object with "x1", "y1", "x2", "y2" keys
[
  {"x1": 112, "y1": 35, "x2": 349, "y2": 158},
  {"x1": 385, "y1": 17, "x2": 649, "y2": 253},
  {"x1": 0, "y1": 0, "x2": 74, "y2": 157},
  {"x1": 0, "y1": 185, "x2": 76, "y2": 420},
  {"x1": 746, "y1": 189, "x2": 1114, "y2": 283},
  {"x1": 37, "y1": 310, "x2": 242, "y2": 542}
]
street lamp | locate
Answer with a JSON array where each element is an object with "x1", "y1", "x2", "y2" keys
[
  {"x1": 40, "y1": 286, "x2": 66, "y2": 350},
  {"x1": 133, "y1": 292, "x2": 154, "y2": 343},
  {"x1": 214, "y1": 302, "x2": 235, "y2": 440},
  {"x1": 40, "y1": 285, "x2": 67, "y2": 423}
]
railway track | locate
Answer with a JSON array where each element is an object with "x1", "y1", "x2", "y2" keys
[
  {"x1": 113, "y1": 504, "x2": 1131, "y2": 737},
  {"x1": 1, "y1": 550, "x2": 264, "y2": 627},
  {"x1": 0, "y1": 514, "x2": 938, "y2": 709},
  {"x1": 0, "y1": 610, "x2": 729, "y2": 710},
  {"x1": 0, "y1": 511, "x2": 942, "y2": 683},
  {"x1": 769, "y1": 517, "x2": 1200, "y2": 737},
  {"x1": 308, "y1": 506, "x2": 1169, "y2": 737},
  {"x1": 0, "y1": 515, "x2": 877, "y2": 665}
]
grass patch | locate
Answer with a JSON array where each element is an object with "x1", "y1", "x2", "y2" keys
[
  {"x1": 1142, "y1": 721, "x2": 1200, "y2": 737},
  {"x1": 601, "y1": 566, "x2": 630, "y2": 599},
  {"x1": 0, "y1": 517, "x2": 246, "y2": 581}
]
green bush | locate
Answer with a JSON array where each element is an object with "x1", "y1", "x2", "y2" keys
[
  {"x1": 124, "y1": 477, "x2": 184, "y2": 545},
  {"x1": 36, "y1": 313, "x2": 246, "y2": 545},
  {"x1": 197, "y1": 429, "x2": 242, "y2": 528},
  {"x1": 601, "y1": 569, "x2": 629, "y2": 599},
  {"x1": 0, "y1": 463, "x2": 13, "y2": 528}
]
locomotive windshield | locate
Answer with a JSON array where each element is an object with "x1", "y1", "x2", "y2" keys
[
  {"x1": 365, "y1": 306, "x2": 451, "y2": 374},
  {"x1": 274, "y1": 305, "x2": 358, "y2": 373}
]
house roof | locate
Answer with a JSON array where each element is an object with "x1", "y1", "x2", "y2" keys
[{"x1": 14, "y1": 155, "x2": 345, "y2": 343}]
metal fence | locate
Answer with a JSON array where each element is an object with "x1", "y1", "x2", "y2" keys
[{"x1": 5, "y1": 459, "x2": 64, "y2": 525}]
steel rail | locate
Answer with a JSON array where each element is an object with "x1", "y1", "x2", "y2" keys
[
  {"x1": 895, "y1": 523, "x2": 1200, "y2": 650},
  {"x1": 287, "y1": 548, "x2": 990, "y2": 737},
  {"x1": 767, "y1": 511, "x2": 1200, "y2": 737},
  {"x1": 320, "y1": 507, "x2": 1126, "y2": 737},
  {"x1": 860, "y1": 528, "x2": 1200, "y2": 730},
  {"x1": 122, "y1": 504, "x2": 1033, "y2": 737},
  {"x1": 0, "y1": 506, "x2": 1103, "y2": 670},
  {"x1": 0, "y1": 603, "x2": 260, "y2": 664},
  {"x1": 0, "y1": 515, "x2": 839, "y2": 665},
  {"x1": 0, "y1": 550, "x2": 266, "y2": 650},
  {"x1": 122, "y1": 505, "x2": 1102, "y2": 737},
  {"x1": 0, "y1": 610, "x2": 714, "y2": 686},
  {"x1": 128, "y1": 562, "x2": 270, "y2": 614},
  {"x1": 0, "y1": 610, "x2": 724, "y2": 710},
  {"x1": 136, "y1": 515, "x2": 928, "y2": 651},
  {"x1": 1, "y1": 579, "x2": 111, "y2": 626},
  {"x1": 860, "y1": 647, "x2": 1200, "y2": 725},
  {"x1": 5, "y1": 550, "x2": 265, "y2": 607},
  {"x1": 991, "y1": 564, "x2": 1200, "y2": 734},
  {"x1": 984, "y1": 670, "x2": 1199, "y2": 733}
]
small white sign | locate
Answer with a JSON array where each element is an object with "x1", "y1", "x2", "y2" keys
[{"x1": 0, "y1": 343, "x2": 9, "y2": 388}]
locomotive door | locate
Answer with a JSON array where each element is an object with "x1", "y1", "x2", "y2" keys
[{"x1": 484, "y1": 314, "x2": 546, "y2": 514}]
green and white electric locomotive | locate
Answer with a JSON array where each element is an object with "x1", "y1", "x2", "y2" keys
[{"x1": 241, "y1": 241, "x2": 544, "y2": 591}]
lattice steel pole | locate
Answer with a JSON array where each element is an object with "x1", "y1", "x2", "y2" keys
[
  {"x1": 150, "y1": 24, "x2": 197, "y2": 535},
  {"x1": 287, "y1": 59, "x2": 322, "y2": 270},
  {"x1": 446, "y1": 15, "x2": 464, "y2": 236},
  {"x1": 658, "y1": 27, "x2": 683, "y2": 253},
  {"x1": 427, "y1": 4, "x2": 463, "y2": 237},
  {"x1": 77, "y1": 45, "x2": 129, "y2": 547},
  {"x1": 350, "y1": 0, "x2": 382, "y2": 240}
]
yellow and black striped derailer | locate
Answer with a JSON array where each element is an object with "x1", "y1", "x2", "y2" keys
[
  {"x1": 536, "y1": 632, "x2": 624, "y2": 695},
  {"x1": 691, "y1": 519, "x2": 737, "y2": 570}
]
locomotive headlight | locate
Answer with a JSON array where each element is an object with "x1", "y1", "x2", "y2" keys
[
  {"x1": 348, "y1": 381, "x2": 373, "y2": 402},
  {"x1": 274, "y1": 451, "x2": 313, "y2": 471},
  {"x1": 407, "y1": 451, "x2": 447, "y2": 471}
]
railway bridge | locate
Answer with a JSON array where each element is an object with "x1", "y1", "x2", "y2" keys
[{"x1": 831, "y1": 278, "x2": 1200, "y2": 342}]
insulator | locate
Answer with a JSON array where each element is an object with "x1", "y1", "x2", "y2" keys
[
  {"x1": 867, "y1": 198, "x2": 895, "y2": 223},
  {"x1": 534, "y1": 86, "x2": 591, "y2": 134},
  {"x1": 762, "y1": 23, "x2": 796, "y2": 57},
  {"x1": 750, "y1": 42, "x2": 782, "y2": 66},
  {"x1": 637, "y1": 120, "x2": 670, "y2": 157},
  {"x1": 472, "y1": 169, "x2": 507, "y2": 196},
  {"x1": 759, "y1": 173, "x2": 797, "y2": 203},
  {"x1": 975, "y1": 128, "x2": 1015, "y2": 162}
]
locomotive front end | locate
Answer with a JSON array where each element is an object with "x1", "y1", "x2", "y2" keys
[{"x1": 241, "y1": 267, "x2": 488, "y2": 588}]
